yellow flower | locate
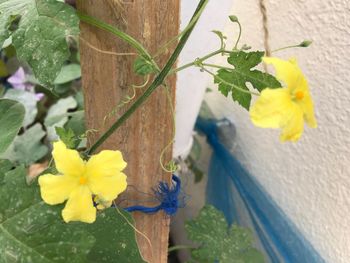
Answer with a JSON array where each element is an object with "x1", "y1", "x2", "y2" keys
[
  {"x1": 250, "y1": 57, "x2": 317, "y2": 142},
  {"x1": 38, "y1": 141, "x2": 127, "y2": 223}
]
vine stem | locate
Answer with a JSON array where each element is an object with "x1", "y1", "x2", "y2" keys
[
  {"x1": 86, "y1": 0, "x2": 209, "y2": 155},
  {"x1": 272, "y1": 44, "x2": 306, "y2": 53},
  {"x1": 169, "y1": 49, "x2": 231, "y2": 74},
  {"x1": 77, "y1": 12, "x2": 159, "y2": 71},
  {"x1": 234, "y1": 20, "x2": 242, "y2": 50}
]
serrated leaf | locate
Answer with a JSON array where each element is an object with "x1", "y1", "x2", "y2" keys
[
  {"x1": 4, "y1": 89, "x2": 38, "y2": 127},
  {"x1": 133, "y1": 56, "x2": 157, "y2": 76},
  {"x1": 185, "y1": 205, "x2": 265, "y2": 263},
  {"x1": 0, "y1": 99, "x2": 25, "y2": 155},
  {"x1": 55, "y1": 127, "x2": 80, "y2": 149},
  {"x1": 2, "y1": 123, "x2": 48, "y2": 165},
  {"x1": 0, "y1": 166, "x2": 145, "y2": 262},
  {"x1": 0, "y1": 0, "x2": 79, "y2": 88},
  {"x1": 215, "y1": 51, "x2": 281, "y2": 110},
  {"x1": 65, "y1": 110, "x2": 85, "y2": 136}
]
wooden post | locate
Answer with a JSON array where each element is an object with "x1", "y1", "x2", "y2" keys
[{"x1": 77, "y1": 1, "x2": 179, "y2": 262}]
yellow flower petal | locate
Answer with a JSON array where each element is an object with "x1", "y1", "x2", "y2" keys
[
  {"x1": 38, "y1": 174, "x2": 79, "y2": 205},
  {"x1": 86, "y1": 150, "x2": 127, "y2": 201},
  {"x1": 52, "y1": 141, "x2": 85, "y2": 177},
  {"x1": 299, "y1": 93, "x2": 317, "y2": 128},
  {"x1": 250, "y1": 88, "x2": 292, "y2": 128},
  {"x1": 280, "y1": 104, "x2": 304, "y2": 142},
  {"x1": 86, "y1": 150, "x2": 127, "y2": 176},
  {"x1": 62, "y1": 186, "x2": 96, "y2": 223},
  {"x1": 89, "y1": 173, "x2": 127, "y2": 201},
  {"x1": 263, "y1": 57, "x2": 304, "y2": 90}
]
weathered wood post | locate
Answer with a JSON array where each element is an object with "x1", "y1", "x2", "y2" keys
[{"x1": 77, "y1": 1, "x2": 179, "y2": 262}]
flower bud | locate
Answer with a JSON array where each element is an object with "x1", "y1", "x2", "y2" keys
[
  {"x1": 299, "y1": 40, "x2": 312, "y2": 47},
  {"x1": 229, "y1": 15, "x2": 239, "y2": 23}
]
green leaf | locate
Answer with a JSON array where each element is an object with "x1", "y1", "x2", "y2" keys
[
  {"x1": 65, "y1": 110, "x2": 85, "y2": 136},
  {"x1": 0, "y1": 166, "x2": 145, "y2": 262},
  {"x1": 0, "y1": 99, "x2": 25, "y2": 155},
  {"x1": 85, "y1": 209, "x2": 146, "y2": 263},
  {"x1": 55, "y1": 126, "x2": 81, "y2": 149},
  {"x1": 0, "y1": 60, "x2": 8, "y2": 77},
  {"x1": 215, "y1": 51, "x2": 281, "y2": 110},
  {"x1": 185, "y1": 205, "x2": 265, "y2": 263},
  {"x1": 0, "y1": 159, "x2": 13, "y2": 183},
  {"x1": 45, "y1": 96, "x2": 77, "y2": 141},
  {"x1": 0, "y1": 0, "x2": 79, "y2": 88},
  {"x1": 54, "y1": 64, "x2": 81, "y2": 85},
  {"x1": 4, "y1": 89, "x2": 38, "y2": 127},
  {"x1": 2, "y1": 123, "x2": 48, "y2": 166},
  {"x1": 0, "y1": 166, "x2": 96, "y2": 262},
  {"x1": 133, "y1": 56, "x2": 157, "y2": 76}
]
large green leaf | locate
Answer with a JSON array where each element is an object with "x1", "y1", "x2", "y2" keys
[
  {"x1": 2, "y1": 123, "x2": 48, "y2": 165},
  {"x1": 0, "y1": 166, "x2": 145, "y2": 262},
  {"x1": 0, "y1": 159, "x2": 13, "y2": 183},
  {"x1": 185, "y1": 205, "x2": 265, "y2": 263},
  {"x1": 0, "y1": 166, "x2": 96, "y2": 262},
  {"x1": 0, "y1": 0, "x2": 79, "y2": 88},
  {"x1": 85, "y1": 209, "x2": 146, "y2": 263},
  {"x1": 215, "y1": 51, "x2": 281, "y2": 110},
  {"x1": 0, "y1": 99, "x2": 25, "y2": 155}
]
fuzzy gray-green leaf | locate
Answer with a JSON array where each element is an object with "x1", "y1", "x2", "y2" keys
[{"x1": 2, "y1": 123, "x2": 48, "y2": 165}]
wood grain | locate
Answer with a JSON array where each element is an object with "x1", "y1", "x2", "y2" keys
[{"x1": 76, "y1": 1, "x2": 179, "y2": 262}]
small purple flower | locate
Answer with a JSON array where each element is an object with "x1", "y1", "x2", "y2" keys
[{"x1": 7, "y1": 67, "x2": 44, "y2": 101}]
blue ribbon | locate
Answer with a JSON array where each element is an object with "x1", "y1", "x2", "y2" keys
[
  {"x1": 124, "y1": 174, "x2": 182, "y2": 216},
  {"x1": 195, "y1": 117, "x2": 324, "y2": 263}
]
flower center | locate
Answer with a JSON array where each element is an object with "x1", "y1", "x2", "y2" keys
[
  {"x1": 79, "y1": 177, "x2": 88, "y2": 185},
  {"x1": 295, "y1": 90, "x2": 304, "y2": 100}
]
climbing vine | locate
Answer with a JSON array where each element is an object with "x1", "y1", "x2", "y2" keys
[{"x1": 0, "y1": 0, "x2": 315, "y2": 262}]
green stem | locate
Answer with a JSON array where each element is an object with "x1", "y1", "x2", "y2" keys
[
  {"x1": 77, "y1": 12, "x2": 159, "y2": 71},
  {"x1": 168, "y1": 245, "x2": 196, "y2": 253},
  {"x1": 234, "y1": 20, "x2": 242, "y2": 49},
  {"x1": 169, "y1": 49, "x2": 231, "y2": 74},
  {"x1": 272, "y1": 44, "x2": 304, "y2": 53},
  {"x1": 201, "y1": 63, "x2": 233, "y2": 71},
  {"x1": 201, "y1": 66, "x2": 260, "y2": 96},
  {"x1": 87, "y1": 0, "x2": 209, "y2": 155}
]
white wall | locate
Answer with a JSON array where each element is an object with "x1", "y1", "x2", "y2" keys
[
  {"x1": 205, "y1": 0, "x2": 350, "y2": 262},
  {"x1": 174, "y1": 0, "x2": 232, "y2": 157}
]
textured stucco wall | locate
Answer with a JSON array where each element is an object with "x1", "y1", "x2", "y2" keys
[{"x1": 205, "y1": 0, "x2": 350, "y2": 262}]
